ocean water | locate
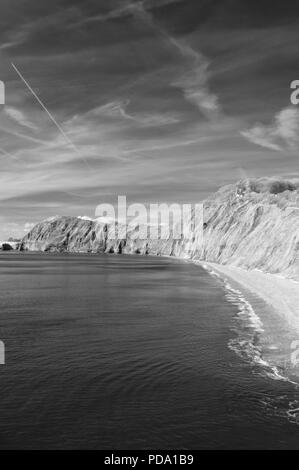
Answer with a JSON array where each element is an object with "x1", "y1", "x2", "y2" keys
[{"x1": 0, "y1": 252, "x2": 298, "y2": 449}]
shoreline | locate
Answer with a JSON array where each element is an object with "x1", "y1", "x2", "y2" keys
[
  {"x1": 198, "y1": 261, "x2": 299, "y2": 335},
  {"x1": 3, "y1": 250, "x2": 299, "y2": 336}
]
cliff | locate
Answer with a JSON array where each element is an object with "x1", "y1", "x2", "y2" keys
[{"x1": 20, "y1": 178, "x2": 299, "y2": 281}]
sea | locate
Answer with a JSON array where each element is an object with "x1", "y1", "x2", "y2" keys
[{"x1": 0, "y1": 252, "x2": 298, "y2": 449}]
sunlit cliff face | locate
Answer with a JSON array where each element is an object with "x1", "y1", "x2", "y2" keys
[{"x1": 21, "y1": 180, "x2": 299, "y2": 281}]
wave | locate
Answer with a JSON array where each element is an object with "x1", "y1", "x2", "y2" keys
[
  {"x1": 201, "y1": 264, "x2": 296, "y2": 383},
  {"x1": 200, "y1": 262, "x2": 299, "y2": 425}
]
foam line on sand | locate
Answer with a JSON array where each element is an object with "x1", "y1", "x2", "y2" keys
[{"x1": 198, "y1": 262, "x2": 299, "y2": 334}]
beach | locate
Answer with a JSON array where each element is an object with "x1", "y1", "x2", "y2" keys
[{"x1": 200, "y1": 262, "x2": 299, "y2": 334}]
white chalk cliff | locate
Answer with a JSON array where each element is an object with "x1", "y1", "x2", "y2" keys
[{"x1": 20, "y1": 178, "x2": 299, "y2": 281}]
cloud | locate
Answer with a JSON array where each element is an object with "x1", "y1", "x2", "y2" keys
[
  {"x1": 130, "y1": 3, "x2": 220, "y2": 118},
  {"x1": 241, "y1": 127, "x2": 282, "y2": 151},
  {"x1": 70, "y1": 2, "x2": 138, "y2": 28},
  {"x1": 0, "y1": 146, "x2": 19, "y2": 161},
  {"x1": 170, "y1": 44, "x2": 219, "y2": 117},
  {"x1": 4, "y1": 106, "x2": 38, "y2": 131},
  {"x1": 23, "y1": 222, "x2": 35, "y2": 233},
  {"x1": 90, "y1": 100, "x2": 180, "y2": 126},
  {"x1": 71, "y1": 0, "x2": 182, "y2": 27},
  {"x1": 275, "y1": 108, "x2": 299, "y2": 145},
  {"x1": 122, "y1": 135, "x2": 220, "y2": 154},
  {"x1": 241, "y1": 107, "x2": 299, "y2": 151}
]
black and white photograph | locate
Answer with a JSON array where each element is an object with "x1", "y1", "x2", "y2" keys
[{"x1": 0, "y1": 0, "x2": 299, "y2": 454}]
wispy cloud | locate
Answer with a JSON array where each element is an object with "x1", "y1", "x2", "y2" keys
[
  {"x1": 89, "y1": 100, "x2": 180, "y2": 126},
  {"x1": 0, "y1": 125, "x2": 54, "y2": 146},
  {"x1": 241, "y1": 127, "x2": 282, "y2": 151},
  {"x1": 131, "y1": 2, "x2": 220, "y2": 118},
  {"x1": 0, "y1": 29, "x2": 30, "y2": 51},
  {"x1": 23, "y1": 222, "x2": 35, "y2": 232},
  {"x1": 71, "y1": 0, "x2": 183, "y2": 27},
  {"x1": 70, "y1": 2, "x2": 140, "y2": 27},
  {"x1": 170, "y1": 42, "x2": 219, "y2": 117},
  {"x1": 122, "y1": 135, "x2": 221, "y2": 154},
  {"x1": 241, "y1": 107, "x2": 299, "y2": 151},
  {"x1": 4, "y1": 106, "x2": 37, "y2": 131},
  {"x1": 0, "y1": 146, "x2": 19, "y2": 162}
]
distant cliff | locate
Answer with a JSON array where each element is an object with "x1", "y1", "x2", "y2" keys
[{"x1": 20, "y1": 178, "x2": 299, "y2": 280}]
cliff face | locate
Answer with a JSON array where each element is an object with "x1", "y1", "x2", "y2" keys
[
  {"x1": 20, "y1": 179, "x2": 299, "y2": 280},
  {"x1": 202, "y1": 180, "x2": 299, "y2": 280}
]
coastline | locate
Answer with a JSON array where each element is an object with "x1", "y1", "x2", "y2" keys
[
  {"x1": 4, "y1": 249, "x2": 299, "y2": 337},
  {"x1": 198, "y1": 261, "x2": 299, "y2": 335}
]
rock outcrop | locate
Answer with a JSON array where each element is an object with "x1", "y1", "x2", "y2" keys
[
  {"x1": 1, "y1": 243, "x2": 14, "y2": 251},
  {"x1": 0, "y1": 239, "x2": 20, "y2": 250},
  {"x1": 20, "y1": 178, "x2": 299, "y2": 281}
]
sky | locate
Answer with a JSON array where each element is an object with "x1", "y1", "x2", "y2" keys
[{"x1": 0, "y1": 0, "x2": 299, "y2": 238}]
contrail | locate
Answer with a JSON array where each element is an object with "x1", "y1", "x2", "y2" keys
[
  {"x1": 11, "y1": 62, "x2": 91, "y2": 170},
  {"x1": 0, "y1": 147, "x2": 19, "y2": 161}
]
